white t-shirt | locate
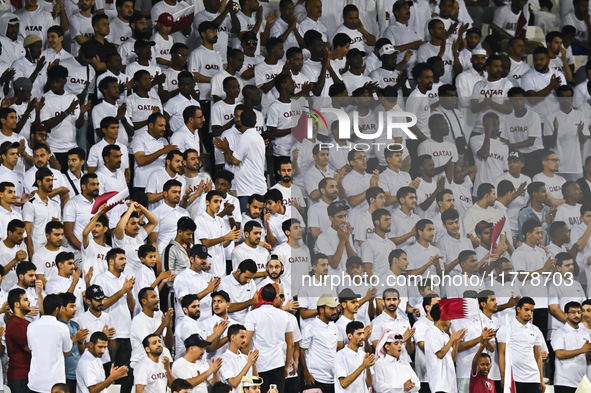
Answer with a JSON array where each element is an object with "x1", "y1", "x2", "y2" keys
[
  {"x1": 130, "y1": 131, "x2": 169, "y2": 188},
  {"x1": 233, "y1": 128, "x2": 267, "y2": 196},
  {"x1": 188, "y1": 46, "x2": 224, "y2": 99},
  {"x1": 501, "y1": 109, "x2": 544, "y2": 154},
  {"x1": 471, "y1": 77, "x2": 514, "y2": 134},
  {"x1": 39, "y1": 91, "x2": 80, "y2": 153},
  {"x1": 266, "y1": 99, "x2": 302, "y2": 157},
  {"x1": 469, "y1": 135, "x2": 509, "y2": 192},
  {"x1": 31, "y1": 246, "x2": 65, "y2": 281},
  {"x1": 171, "y1": 356, "x2": 211, "y2": 393},
  {"x1": 134, "y1": 356, "x2": 169, "y2": 393}
]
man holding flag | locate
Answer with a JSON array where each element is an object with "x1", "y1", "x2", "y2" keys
[
  {"x1": 424, "y1": 302, "x2": 467, "y2": 393},
  {"x1": 497, "y1": 297, "x2": 545, "y2": 393}
]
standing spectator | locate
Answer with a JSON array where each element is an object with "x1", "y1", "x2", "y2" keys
[
  {"x1": 170, "y1": 106, "x2": 204, "y2": 155},
  {"x1": 498, "y1": 297, "x2": 546, "y2": 393},
  {"x1": 150, "y1": 180, "x2": 191, "y2": 252},
  {"x1": 32, "y1": 220, "x2": 66, "y2": 283},
  {"x1": 146, "y1": 150, "x2": 186, "y2": 210},
  {"x1": 218, "y1": 259, "x2": 258, "y2": 323},
  {"x1": 219, "y1": 324, "x2": 259, "y2": 393},
  {"x1": 27, "y1": 294, "x2": 73, "y2": 393},
  {"x1": 300, "y1": 294, "x2": 340, "y2": 393},
  {"x1": 370, "y1": 288, "x2": 414, "y2": 359},
  {"x1": 0, "y1": 219, "x2": 27, "y2": 291},
  {"x1": 315, "y1": 201, "x2": 356, "y2": 275},
  {"x1": 361, "y1": 209, "x2": 397, "y2": 278},
  {"x1": 214, "y1": 109, "x2": 267, "y2": 211},
  {"x1": 58, "y1": 292, "x2": 89, "y2": 393},
  {"x1": 76, "y1": 331, "x2": 129, "y2": 393},
  {"x1": 413, "y1": 294, "x2": 440, "y2": 392},
  {"x1": 374, "y1": 331, "x2": 418, "y2": 393},
  {"x1": 164, "y1": 73, "x2": 201, "y2": 135},
  {"x1": 424, "y1": 303, "x2": 467, "y2": 393},
  {"x1": 46, "y1": 252, "x2": 89, "y2": 319},
  {"x1": 335, "y1": 321, "x2": 374, "y2": 393},
  {"x1": 11, "y1": 261, "x2": 44, "y2": 322},
  {"x1": 171, "y1": 333, "x2": 223, "y2": 392},
  {"x1": 6, "y1": 288, "x2": 32, "y2": 393},
  {"x1": 463, "y1": 184, "x2": 498, "y2": 236},
  {"x1": 244, "y1": 284, "x2": 294, "y2": 393},
  {"x1": 93, "y1": 248, "x2": 136, "y2": 393}
]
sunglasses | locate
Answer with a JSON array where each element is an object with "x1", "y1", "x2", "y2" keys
[
  {"x1": 279, "y1": 294, "x2": 285, "y2": 299},
  {"x1": 246, "y1": 40, "x2": 258, "y2": 46}
]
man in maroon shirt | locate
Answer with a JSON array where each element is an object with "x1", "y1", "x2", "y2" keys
[
  {"x1": 471, "y1": 335, "x2": 496, "y2": 393},
  {"x1": 6, "y1": 287, "x2": 32, "y2": 393}
]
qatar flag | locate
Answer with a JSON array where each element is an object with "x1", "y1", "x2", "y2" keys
[
  {"x1": 438, "y1": 298, "x2": 480, "y2": 321},
  {"x1": 91, "y1": 188, "x2": 129, "y2": 214},
  {"x1": 490, "y1": 213, "x2": 506, "y2": 254}
]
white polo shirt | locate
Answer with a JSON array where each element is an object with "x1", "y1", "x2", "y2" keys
[
  {"x1": 146, "y1": 168, "x2": 187, "y2": 211},
  {"x1": 391, "y1": 208, "x2": 420, "y2": 250},
  {"x1": 548, "y1": 276, "x2": 585, "y2": 340},
  {"x1": 218, "y1": 273, "x2": 256, "y2": 323},
  {"x1": 173, "y1": 315, "x2": 207, "y2": 360},
  {"x1": 300, "y1": 317, "x2": 339, "y2": 384},
  {"x1": 153, "y1": 203, "x2": 191, "y2": 252},
  {"x1": 244, "y1": 304, "x2": 293, "y2": 372},
  {"x1": 173, "y1": 268, "x2": 214, "y2": 324},
  {"x1": 361, "y1": 233, "x2": 397, "y2": 278},
  {"x1": 195, "y1": 211, "x2": 226, "y2": 277},
  {"x1": 342, "y1": 170, "x2": 372, "y2": 226},
  {"x1": 413, "y1": 316, "x2": 435, "y2": 382},
  {"x1": 62, "y1": 194, "x2": 95, "y2": 251},
  {"x1": 233, "y1": 128, "x2": 267, "y2": 197},
  {"x1": 45, "y1": 274, "x2": 86, "y2": 319},
  {"x1": 425, "y1": 325, "x2": 457, "y2": 393},
  {"x1": 307, "y1": 199, "x2": 331, "y2": 234},
  {"x1": 511, "y1": 243, "x2": 550, "y2": 308},
  {"x1": 370, "y1": 311, "x2": 412, "y2": 363},
  {"x1": 27, "y1": 315, "x2": 73, "y2": 392},
  {"x1": 220, "y1": 349, "x2": 253, "y2": 393},
  {"x1": 87, "y1": 139, "x2": 130, "y2": 171},
  {"x1": 93, "y1": 271, "x2": 133, "y2": 339},
  {"x1": 551, "y1": 322, "x2": 591, "y2": 388},
  {"x1": 497, "y1": 318, "x2": 543, "y2": 383},
  {"x1": 96, "y1": 167, "x2": 127, "y2": 194},
  {"x1": 315, "y1": 226, "x2": 354, "y2": 276},
  {"x1": 378, "y1": 168, "x2": 412, "y2": 213},
  {"x1": 335, "y1": 346, "x2": 369, "y2": 393},
  {"x1": 76, "y1": 309, "x2": 114, "y2": 363},
  {"x1": 76, "y1": 349, "x2": 107, "y2": 393},
  {"x1": 170, "y1": 125, "x2": 201, "y2": 155},
  {"x1": 130, "y1": 310, "x2": 164, "y2": 368}
]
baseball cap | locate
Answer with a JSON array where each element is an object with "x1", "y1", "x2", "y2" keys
[
  {"x1": 0, "y1": 141, "x2": 19, "y2": 157},
  {"x1": 87, "y1": 285, "x2": 107, "y2": 300},
  {"x1": 509, "y1": 150, "x2": 525, "y2": 162},
  {"x1": 23, "y1": 34, "x2": 41, "y2": 47},
  {"x1": 184, "y1": 333, "x2": 212, "y2": 349},
  {"x1": 190, "y1": 244, "x2": 211, "y2": 259},
  {"x1": 466, "y1": 27, "x2": 482, "y2": 37},
  {"x1": 13, "y1": 77, "x2": 32, "y2": 91},
  {"x1": 134, "y1": 38, "x2": 156, "y2": 50},
  {"x1": 211, "y1": 290, "x2": 230, "y2": 302},
  {"x1": 34, "y1": 167, "x2": 53, "y2": 189},
  {"x1": 379, "y1": 44, "x2": 397, "y2": 57},
  {"x1": 266, "y1": 253, "x2": 283, "y2": 264},
  {"x1": 346, "y1": 48, "x2": 366, "y2": 60},
  {"x1": 392, "y1": 0, "x2": 413, "y2": 12},
  {"x1": 327, "y1": 201, "x2": 349, "y2": 217},
  {"x1": 317, "y1": 294, "x2": 339, "y2": 308},
  {"x1": 471, "y1": 48, "x2": 487, "y2": 56},
  {"x1": 157, "y1": 12, "x2": 175, "y2": 27},
  {"x1": 338, "y1": 288, "x2": 361, "y2": 299},
  {"x1": 345, "y1": 255, "x2": 363, "y2": 269}
]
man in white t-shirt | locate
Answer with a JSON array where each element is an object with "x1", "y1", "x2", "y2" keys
[
  {"x1": 532, "y1": 151, "x2": 567, "y2": 206},
  {"x1": 27, "y1": 294, "x2": 73, "y2": 393},
  {"x1": 134, "y1": 334, "x2": 175, "y2": 392},
  {"x1": 469, "y1": 112, "x2": 509, "y2": 192},
  {"x1": 171, "y1": 333, "x2": 222, "y2": 392}
]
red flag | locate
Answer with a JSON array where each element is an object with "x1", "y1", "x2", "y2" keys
[
  {"x1": 439, "y1": 298, "x2": 480, "y2": 320},
  {"x1": 91, "y1": 188, "x2": 129, "y2": 214},
  {"x1": 293, "y1": 112, "x2": 309, "y2": 143},
  {"x1": 170, "y1": 13, "x2": 195, "y2": 34},
  {"x1": 490, "y1": 216, "x2": 506, "y2": 254}
]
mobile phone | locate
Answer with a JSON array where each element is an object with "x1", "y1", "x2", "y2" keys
[{"x1": 270, "y1": 384, "x2": 277, "y2": 391}]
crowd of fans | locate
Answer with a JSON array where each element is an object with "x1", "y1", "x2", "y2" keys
[{"x1": 0, "y1": 0, "x2": 591, "y2": 392}]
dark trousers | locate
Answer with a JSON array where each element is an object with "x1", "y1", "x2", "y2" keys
[
  {"x1": 532, "y1": 308, "x2": 549, "y2": 345},
  {"x1": 238, "y1": 196, "x2": 249, "y2": 213},
  {"x1": 494, "y1": 380, "x2": 502, "y2": 393},
  {"x1": 8, "y1": 379, "x2": 31, "y2": 393},
  {"x1": 259, "y1": 366, "x2": 286, "y2": 393},
  {"x1": 406, "y1": 139, "x2": 421, "y2": 178},
  {"x1": 198, "y1": 99, "x2": 213, "y2": 172},
  {"x1": 285, "y1": 376, "x2": 301, "y2": 393},
  {"x1": 554, "y1": 386, "x2": 577, "y2": 393},
  {"x1": 54, "y1": 152, "x2": 70, "y2": 173},
  {"x1": 420, "y1": 382, "x2": 432, "y2": 393},
  {"x1": 515, "y1": 382, "x2": 542, "y2": 393},
  {"x1": 66, "y1": 378, "x2": 77, "y2": 393},
  {"x1": 111, "y1": 338, "x2": 133, "y2": 393}
]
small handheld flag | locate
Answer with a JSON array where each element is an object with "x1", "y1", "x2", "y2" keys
[{"x1": 439, "y1": 298, "x2": 480, "y2": 320}]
